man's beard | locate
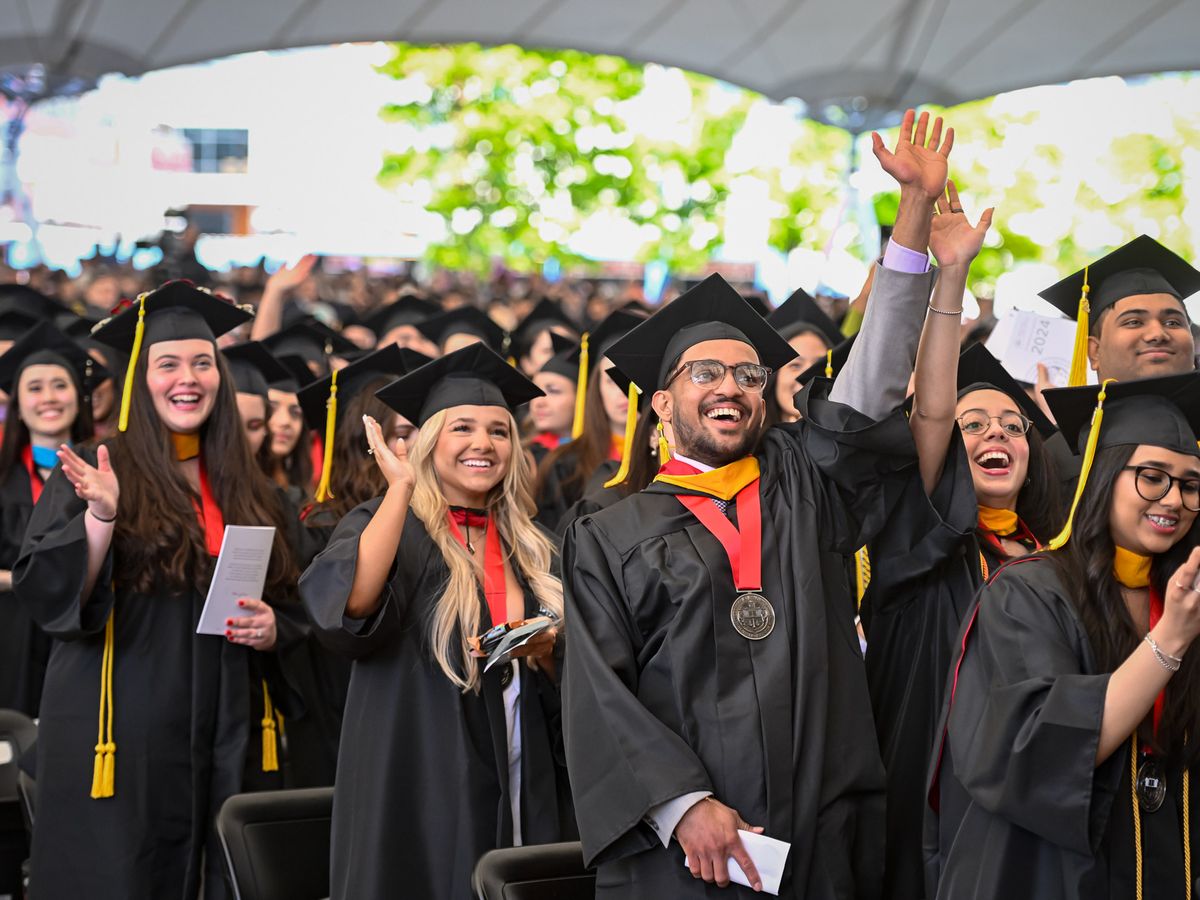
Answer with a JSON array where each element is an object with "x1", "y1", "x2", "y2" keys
[{"x1": 673, "y1": 401, "x2": 762, "y2": 468}]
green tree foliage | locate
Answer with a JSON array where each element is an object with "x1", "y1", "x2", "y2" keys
[{"x1": 377, "y1": 43, "x2": 753, "y2": 274}]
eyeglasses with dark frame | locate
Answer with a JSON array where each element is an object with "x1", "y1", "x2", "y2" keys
[
  {"x1": 955, "y1": 409, "x2": 1032, "y2": 437},
  {"x1": 665, "y1": 359, "x2": 773, "y2": 392},
  {"x1": 1121, "y1": 465, "x2": 1200, "y2": 512}
]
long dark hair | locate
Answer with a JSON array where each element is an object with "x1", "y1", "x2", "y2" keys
[
  {"x1": 764, "y1": 325, "x2": 832, "y2": 429},
  {"x1": 0, "y1": 362, "x2": 95, "y2": 485},
  {"x1": 535, "y1": 368, "x2": 614, "y2": 502},
  {"x1": 311, "y1": 376, "x2": 394, "y2": 521},
  {"x1": 1014, "y1": 427, "x2": 1064, "y2": 543},
  {"x1": 1047, "y1": 444, "x2": 1200, "y2": 764},
  {"x1": 260, "y1": 391, "x2": 313, "y2": 500},
  {"x1": 109, "y1": 347, "x2": 296, "y2": 596}
]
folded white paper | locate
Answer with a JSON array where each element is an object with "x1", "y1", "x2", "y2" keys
[
  {"x1": 985, "y1": 309, "x2": 1096, "y2": 387},
  {"x1": 196, "y1": 526, "x2": 276, "y2": 635},
  {"x1": 683, "y1": 829, "x2": 790, "y2": 895}
]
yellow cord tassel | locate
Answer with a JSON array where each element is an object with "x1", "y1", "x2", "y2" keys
[
  {"x1": 603, "y1": 383, "x2": 640, "y2": 489},
  {"x1": 1129, "y1": 734, "x2": 1192, "y2": 900},
  {"x1": 1048, "y1": 378, "x2": 1114, "y2": 550},
  {"x1": 825, "y1": 348, "x2": 835, "y2": 380},
  {"x1": 656, "y1": 421, "x2": 671, "y2": 465},
  {"x1": 314, "y1": 369, "x2": 339, "y2": 502},
  {"x1": 854, "y1": 547, "x2": 871, "y2": 608},
  {"x1": 1067, "y1": 266, "x2": 1091, "y2": 388},
  {"x1": 117, "y1": 294, "x2": 148, "y2": 432},
  {"x1": 571, "y1": 332, "x2": 590, "y2": 440},
  {"x1": 261, "y1": 679, "x2": 279, "y2": 773},
  {"x1": 91, "y1": 612, "x2": 116, "y2": 799}
]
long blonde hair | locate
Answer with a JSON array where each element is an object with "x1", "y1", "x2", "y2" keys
[{"x1": 409, "y1": 407, "x2": 564, "y2": 692}]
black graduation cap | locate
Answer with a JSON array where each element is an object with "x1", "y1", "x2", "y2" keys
[
  {"x1": 272, "y1": 353, "x2": 317, "y2": 392},
  {"x1": 90, "y1": 281, "x2": 252, "y2": 352},
  {"x1": 795, "y1": 334, "x2": 856, "y2": 385},
  {"x1": 1042, "y1": 371, "x2": 1200, "y2": 550},
  {"x1": 56, "y1": 308, "x2": 104, "y2": 341},
  {"x1": 509, "y1": 298, "x2": 579, "y2": 356},
  {"x1": 261, "y1": 319, "x2": 357, "y2": 367},
  {"x1": 221, "y1": 342, "x2": 292, "y2": 400},
  {"x1": 375, "y1": 343, "x2": 543, "y2": 427},
  {"x1": 362, "y1": 296, "x2": 440, "y2": 339},
  {"x1": 0, "y1": 284, "x2": 65, "y2": 321},
  {"x1": 0, "y1": 309, "x2": 40, "y2": 342},
  {"x1": 417, "y1": 307, "x2": 506, "y2": 353},
  {"x1": 540, "y1": 333, "x2": 581, "y2": 381},
  {"x1": 1039, "y1": 235, "x2": 1200, "y2": 323},
  {"x1": 297, "y1": 344, "x2": 432, "y2": 433},
  {"x1": 767, "y1": 287, "x2": 842, "y2": 346},
  {"x1": 0, "y1": 320, "x2": 113, "y2": 396},
  {"x1": 742, "y1": 291, "x2": 771, "y2": 318},
  {"x1": 606, "y1": 274, "x2": 797, "y2": 393},
  {"x1": 1039, "y1": 236, "x2": 1200, "y2": 387},
  {"x1": 955, "y1": 343, "x2": 1056, "y2": 439},
  {"x1": 618, "y1": 299, "x2": 654, "y2": 316}
]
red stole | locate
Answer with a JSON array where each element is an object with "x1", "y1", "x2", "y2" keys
[
  {"x1": 20, "y1": 445, "x2": 44, "y2": 504},
  {"x1": 447, "y1": 508, "x2": 507, "y2": 628}
]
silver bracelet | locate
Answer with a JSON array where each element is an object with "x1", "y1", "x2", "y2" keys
[
  {"x1": 927, "y1": 303, "x2": 964, "y2": 317},
  {"x1": 1145, "y1": 633, "x2": 1183, "y2": 672}
]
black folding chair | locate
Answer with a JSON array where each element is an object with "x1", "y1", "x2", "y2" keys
[
  {"x1": 216, "y1": 787, "x2": 333, "y2": 900},
  {"x1": 0, "y1": 710, "x2": 36, "y2": 899},
  {"x1": 472, "y1": 842, "x2": 595, "y2": 900}
]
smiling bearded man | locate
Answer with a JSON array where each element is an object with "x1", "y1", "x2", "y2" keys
[{"x1": 559, "y1": 267, "x2": 935, "y2": 899}]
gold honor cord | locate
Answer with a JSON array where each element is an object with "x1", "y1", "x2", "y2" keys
[
  {"x1": 91, "y1": 611, "x2": 116, "y2": 799},
  {"x1": 314, "y1": 368, "x2": 339, "y2": 503},
  {"x1": 261, "y1": 679, "x2": 280, "y2": 773},
  {"x1": 1130, "y1": 734, "x2": 1191, "y2": 900},
  {"x1": 572, "y1": 332, "x2": 590, "y2": 440}
]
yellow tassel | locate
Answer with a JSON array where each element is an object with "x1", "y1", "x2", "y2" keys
[
  {"x1": 91, "y1": 611, "x2": 116, "y2": 799},
  {"x1": 603, "y1": 383, "x2": 640, "y2": 489},
  {"x1": 1067, "y1": 266, "x2": 1091, "y2": 388},
  {"x1": 314, "y1": 368, "x2": 339, "y2": 502},
  {"x1": 824, "y1": 348, "x2": 834, "y2": 380},
  {"x1": 854, "y1": 547, "x2": 871, "y2": 608},
  {"x1": 117, "y1": 294, "x2": 148, "y2": 432},
  {"x1": 261, "y1": 680, "x2": 279, "y2": 773},
  {"x1": 571, "y1": 332, "x2": 590, "y2": 440},
  {"x1": 1048, "y1": 378, "x2": 1114, "y2": 550},
  {"x1": 657, "y1": 421, "x2": 671, "y2": 465}
]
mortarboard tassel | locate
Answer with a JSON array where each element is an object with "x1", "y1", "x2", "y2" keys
[
  {"x1": 117, "y1": 293, "x2": 148, "y2": 432},
  {"x1": 854, "y1": 546, "x2": 871, "y2": 608},
  {"x1": 261, "y1": 679, "x2": 279, "y2": 773},
  {"x1": 571, "y1": 333, "x2": 590, "y2": 440},
  {"x1": 91, "y1": 610, "x2": 116, "y2": 799},
  {"x1": 1067, "y1": 267, "x2": 1091, "y2": 388},
  {"x1": 314, "y1": 369, "x2": 339, "y2": 503},
  {"x1": 657, "y1": 421, "x2": 671, "y2": 465},
  {"x1": 825, "y1": 348, "x2": 834, "y2": 380},
  {"x1": 603, "y1": 382, "x2": 641, "y2": 489},
  {"x1": 1048, "y1": 378, "x2": 1114, "y2": 550}
]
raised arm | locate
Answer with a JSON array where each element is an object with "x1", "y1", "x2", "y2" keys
[
  {"x1": 250, "y1": 254, "x2": 317, "y2": 341},
  {"x1": 830, "y1": 109, "x2": 952, "y2": 418},
  {"x1": 911, "y1": 181, "x2": 994, "y2": 494},
  {"x1": 57, "y1": 443, "x2": 119, "y2": 602},
  {"x1": 344, "y1": 415, "x2": 415, "y2": 619}
]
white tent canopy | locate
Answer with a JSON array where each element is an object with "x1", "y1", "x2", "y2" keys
[{"x1": 3, "y1": 0, "x2": 1198, "y2": 127}]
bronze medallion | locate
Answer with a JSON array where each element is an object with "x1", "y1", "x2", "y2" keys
[{"x1": 731, "y1": 593, "x2": 775, "y2": 640}]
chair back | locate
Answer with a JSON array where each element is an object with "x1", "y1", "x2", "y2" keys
[
  {"x1": 216, "y1": 787, "x2": 333, "y2": 900},
  {"x1": 472, "y1": 842, "x2": 594, "y2": 900}
]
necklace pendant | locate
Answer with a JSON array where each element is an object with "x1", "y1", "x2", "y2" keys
[
  {"x1": 731, "y1": 593, "x2": 775, "y2": 640},
  {"x1": 1137, "y1": 755, "x2": 1167, "y2": 813}
]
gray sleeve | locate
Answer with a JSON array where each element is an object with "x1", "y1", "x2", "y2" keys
[{"x1": 828, "y1": 258, "x2": 936, "y2": 419}]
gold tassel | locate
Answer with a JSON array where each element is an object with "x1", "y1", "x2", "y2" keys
[
  {"x1": 1067, "y1": 266, "x2": 1091, "y2": 388},
  {"x1": 603, "y1": 383, "x2": 640, "y2": 489},
  {"x1": 657, "y1": 421, "x2": 671, "y2": 465},
  {"x1": 824, "y1": 348, "x2": 834, "y2": 380},
  {"x1": 1048, "y1": 378, "x2": 1114, "y2": 550},
  {"x1": 571, "y1": 332, "x2": 590, "y2": 440},
  {"x1": 117, "y1": 294, "x2": 148, "y2": 432},
  {"x1": 314, "y1": 369, "x2": 339, "y2": 502},
  {"x1": 91, "y1": 611, "x2": 116, "y2": 799},
  {"x1": 854, "y1": 546, "x2": 871, "y2": 609},
  {"x1": 261, "y1": 679, "x2": 279, "y2": 773}
]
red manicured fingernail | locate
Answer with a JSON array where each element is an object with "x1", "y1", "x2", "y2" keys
[
  {"x1": 225, "y1": 619, "x2": 232, "y2": 626},
  {"x1": 237, "y1": 600, "x2": 245, "y2": 607},
  {"x1": 225, "y1": 630, "x2": 232, "y2": 637}
]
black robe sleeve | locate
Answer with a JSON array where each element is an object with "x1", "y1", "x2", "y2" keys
[
  {"x1": 14, "y1": 454, "x2": 115, "y2": 640},
  {"x1": 947, "y1": 560, "x2": 1118, "y2": 856},
  {"x1": 561, "y1": 516, "x2": 715, "y2": 867}
]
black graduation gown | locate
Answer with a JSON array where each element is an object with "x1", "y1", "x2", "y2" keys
[
  {"x1": 561, "y1": 381, "x2": 917, "y2": 899},
  {"x1": 14, "y1": 456, "x2": 294, "y2": 900},
  {"x1": 535, "y1": 447, "x2": 618, "y2": 533},
  {"x1": 861, "y1": 437, "x2": 1012, "y2": 900},
  {"x1": 299, "y1": 500, "x2": 574, "y2": 900},
  {"x1": 928, "y1": 557, "x2": 1199, "y2": 899},
  {"x1": 0, "y1": 462, "x2": 50, "y2": 716}
]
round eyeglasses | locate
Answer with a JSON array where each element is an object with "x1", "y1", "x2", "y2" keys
[
  {"x1": 1122, "y1": 465, "x2": 1200, "y2": 512},
  {"x1": 956, "y1": 409, "x2": 1032, "y2": 438},
  {"x1": 665, "y1": 359, "x2": 772, "y2": 392}
]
